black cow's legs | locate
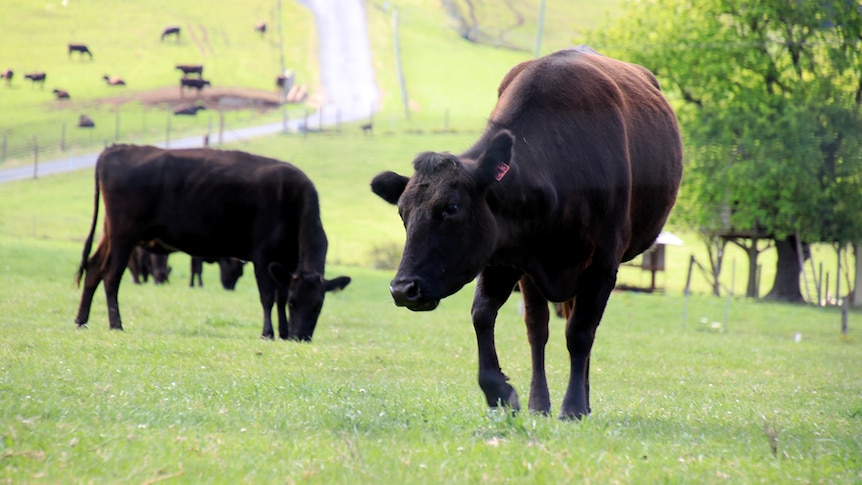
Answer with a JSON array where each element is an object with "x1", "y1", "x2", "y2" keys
[
  {"x1": 519, "y1": 275, "x2": 551, "y2": 415},
  {"x1": 471, "y1": 266, "x2": 522, "y2": 411},
  {"x1": 276, "y1": 286, "x2": 289, "y2": 340},
  {"x1": 560, "y1": 264, "x2": 617, "y2": 420},
  {"x1": 255, "y1": 262, "x2": 276, "y2": 339}
]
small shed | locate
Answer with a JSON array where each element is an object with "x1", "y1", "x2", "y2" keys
[{"x1": 641, "y1": 231, "x2": 684, "y2": 291}]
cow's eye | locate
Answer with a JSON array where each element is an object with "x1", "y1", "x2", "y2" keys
[{"x1": 441, "y1": 204, "x2": 460, "y2": 218}]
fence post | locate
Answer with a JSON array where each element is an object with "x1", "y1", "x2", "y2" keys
[
  {"x1": 165, "y1": 112, "x2": 171, "y2": 148},
  {"x1": 115, "y1": 107, "x2": 120, "y2": 141},
  {"x1": 1, "y1": 132, "x2": 6, "y2": 164},
  {"x1": 336, "y1": 109, "x2": 341, "y2": 133},
  {"x1": 303, "y1": 110, "x2": 309, "y2": 138},
  {"x1": 682, "y1": 254, "x2": 696, "y2": 328},
  {"x1": 318, "y1": 106, "x2": 324, "y2": 132},
  {"x1": 32, "y1": 135, "x2": 38, "y2": 179},
  {"x1": 218, "y1": 111, "x2": 224, "y2": 145},
  {"x1": 60, "y1": 123, "x2": 66, "y2": 152}
]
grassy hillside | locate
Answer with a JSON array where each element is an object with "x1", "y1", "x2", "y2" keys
[{"x1": 0, "y1": 0, "x2": 618, "y2": 163}]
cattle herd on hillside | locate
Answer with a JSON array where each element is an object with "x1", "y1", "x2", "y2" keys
[
  {"x1": 3, "y1": 21, "x2": 295, "y2": 129},
  {"x1": 71, "y1": 47, "x2": 682, "y2": 419}
]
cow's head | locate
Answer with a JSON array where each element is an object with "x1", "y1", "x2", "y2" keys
[
  {"x1": 279, "y1": 270, "x2": 352, "y2": 341},
  {"x1": 371, "y1": 130, "x2": 515, "y2": 311},
  {"x1": 218, "y1": 258, "x2": 246, "y2": 290}
]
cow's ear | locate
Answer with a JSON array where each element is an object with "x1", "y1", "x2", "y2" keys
[
  {"x1": 476, "y1": 130, "x2": 515, "y2": 189},
  {"x1": 371, "y1": 171, "x2": 409, "y2": 205},
  {"x1": 324, "y1": 275, "x2": 351, "y2": 292}
]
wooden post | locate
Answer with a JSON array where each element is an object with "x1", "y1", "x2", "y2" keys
[
  {"x1": 218, "y1": 111, "x2": 224, "y2": 145},
  {"x1": 60, "y1": 123, "x2": 66, "y2": 152},
  {"x1": 114, "y1": 107, "x2": 120, "y2": 141},
  {"x1": 165, "y1": 112, "x2": 171, "y2": 148},
  {"x1": 682, "y1": 255, "x2": 696, "y2": 328},
  {"x1": 1, "y1": 132, "x2": 6, "y2": 164},
  {"x1": 32, "y1": 135, "x2": 38, "y2": 179},
  {"x1": 392, "y1": 8, "x2": 410, "y2": 120}
]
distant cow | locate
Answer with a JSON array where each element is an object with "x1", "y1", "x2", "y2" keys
[
  {"x1": 370, "y1": 47, "x2": 683, "y2": 420},
  {"x1": 128, "y1": 246, "x2": 171, "y2": 284},
  {"x1": 161, "y1": 26, "x2": 181, "y2": 41},
  {"x1": 103, "y1": 75, "x2": 126, "y2": 86},
  {"x1": 180, "y1": 78, "x2": 210, "y2": 96},
  {"x1": 255, "y1": 21, "x2": 267, "y2": 36},
  {"x1": 68, "y1": 43, "x2": 93, "y2": 59},
  {"x1": 189, "y1": 257, "x2": 245, "y2": 289},
  {"x1": 52, "y1": 88, "x2": 70, "y2": 100},
  {"x1": 74, "y1": 145, "x2": 352, "y2": 341},
  {"x1": 175, "y1": 64, "x2": 203, "y2": 77},
  {"x1": 24, "y1": 72, "x2": 46, "y2": 88},
  {"x1": 78, "y1": 115, "x2": 95, "y2": 128},
  {"x1": 1, "y1": 69, "x2": 12, "y2": 86},
  {"x1": 174, "y1": 105, "x2": 206, "y2": 116}
]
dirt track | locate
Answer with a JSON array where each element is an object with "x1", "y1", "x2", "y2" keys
[{"x1": 93, "y1": 86, "x2": 284, "y2": 111}]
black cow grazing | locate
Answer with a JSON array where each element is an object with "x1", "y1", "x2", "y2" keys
[
  {"x1": 52, "y1": 88, "x2": 70, "y2": 100},
  {"x1": 175, "y1": 64, "x2": 203, "y2": 77},
  {"x1": 255, "y1": 21, "x2": 267, "y2": 36},
  {"x1": 128, "y1": 246, "x2": 171, "y2": 284},
  {"x1": 174, "y1": 105, "x2": 206, "y2": 116},
  {"x1": 1, "y1": 69, "x2": 12, "y2": 86},
  {"x1": 370, "y1": 47, "x2": 683, "y2": 420},
  {"x1": 180, "y1": 78, "x2": 210, "y2": 96},
  {"x1": 24, "y1": 72, "x2": 46, "y2": 88},
  {"x1": 78, "y1": 115, "x2": 95, "y2": 128},
  {"x1": 190, "y1": 257, "x2": 246, "y2": 289},
  {"x1": 103, "y1": 75, "x2": 126, "y2": 86},
  {"x1": 68, "y1": 43, "x2": 93, "y2": 59},
  {"x1": 74, "y1": 145, "x2": 352, "y2": 341},
  {"x1": 161, "y1": 26, "x2": 181, "y2": 41},
  {"x1": 360, "y1": 122, "x2": 373, "y2": 135}
]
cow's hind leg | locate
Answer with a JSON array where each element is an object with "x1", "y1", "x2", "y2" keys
[
  {"x1": 75, "y1": 241, "x2": 109, "y2": 327},
  {"x1": 275, "y1": 284, "x2": 289, "y2": 340},
  {"x1": 560, "y1": 262, "x2": 618, "y2": 420},
  {"x1": 472, "y1": 266, "x2": 522, "y2": 412},
  {"x1": 102, "y1": 242, "x2": 135, "y2": 330},
  {"x1": 519, "y1": 275, "x2": 551, "y2": 415}
]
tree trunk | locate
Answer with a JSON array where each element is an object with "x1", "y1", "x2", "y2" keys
[
  {"x1": 744, "y1": 242, "x2": 760, "y2": 298},
  {"x1": 765, "y1": 236, "x2": 804, "y2": 302}
]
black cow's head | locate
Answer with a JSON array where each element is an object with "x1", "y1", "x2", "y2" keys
[
  {"x1": 282, "y1": 271, "x2": 352, "y2": 341},
  {"x1": 371, "y1": 130, "x2": 515, "y2": 311},
  {"x1": 217, "y1": 258, "x2": 246, "y2": 290}
]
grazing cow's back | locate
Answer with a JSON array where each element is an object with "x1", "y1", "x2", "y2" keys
[
  {"x1": 371, "y1": 47, "x2": 682, "y2": 419},
  {"x1": 75, "y1": 145, "x2": 350, "y2": 340}
]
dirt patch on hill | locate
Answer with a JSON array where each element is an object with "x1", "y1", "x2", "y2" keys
[{"x1": 94, "y1": 86, "x2": 287, "y2": 112}]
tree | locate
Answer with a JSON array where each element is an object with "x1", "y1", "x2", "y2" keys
[{"x1": 590, "y1": 0, "x2": 862, "y2": 301}]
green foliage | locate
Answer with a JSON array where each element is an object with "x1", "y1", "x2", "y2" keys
[{"x1": 590, "y1": 0, "x2": 862, "y2": 245}]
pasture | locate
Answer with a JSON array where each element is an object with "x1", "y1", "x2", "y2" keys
[
  {"x1": 1, "y1": 0, "x2": 860, "y2": 482},
  {"x1": 1, "y1": 130, "x2": 861, "y2": 483}
]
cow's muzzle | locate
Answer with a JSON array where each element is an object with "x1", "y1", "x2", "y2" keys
[{"x1": 389, "y1": 278, "x2": 439, "y2": 312}]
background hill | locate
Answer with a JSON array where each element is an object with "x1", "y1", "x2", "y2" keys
[{"x1": 0, "y1": 0, "x2": 621, "y2": 162}]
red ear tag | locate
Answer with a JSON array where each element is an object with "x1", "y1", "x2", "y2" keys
[{"x1": 494, "y1": 163, "x2": 510, "y2": 181}]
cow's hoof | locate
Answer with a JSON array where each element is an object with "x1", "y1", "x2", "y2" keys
[
  {"x1": 260, "y1": 334, "x2": 274, "y2": 341},
  {"x1": 558, "y1": 408, "x2": 590, "y2": 421}
]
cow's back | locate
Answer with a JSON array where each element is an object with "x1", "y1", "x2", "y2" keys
[
  {"x1": 481, "y1": 48, "x2": 682, "y2": 263},
  {"x1": 95, "y1": 145, "x2": 318, "y2": 260}
]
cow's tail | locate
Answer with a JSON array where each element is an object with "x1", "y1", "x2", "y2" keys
[{"x1": 75, "y1": 164, "x2": 101, "y2": 287}]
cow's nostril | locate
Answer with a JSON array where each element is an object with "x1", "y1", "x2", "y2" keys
[{"x1": 390, "y1": 279, "x2": 422, "y2": 304}]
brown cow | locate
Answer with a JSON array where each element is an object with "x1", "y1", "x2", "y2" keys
[
  {"x1": 74, "y1": 145, "x2": 351, "y2": 341},
  {"x1": 52, "y1": 88, "x2": 70, "y2": 100},
  {"x1": 1, "y1": 69, "x2": 12, "y2": 86},
  {"x1": 24, "y1": 72, "x2": 46, "y2": 88},
  {"x1": 370, "y1": 47, "x2": 683, "y2": 420},
  {"x1": 180, "y1": 78, "x2": 210, "y2": 96}
]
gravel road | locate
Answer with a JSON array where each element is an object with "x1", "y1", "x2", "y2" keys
[{"x1": 0, "y1": 0, "x2": 378, "y2": 183}]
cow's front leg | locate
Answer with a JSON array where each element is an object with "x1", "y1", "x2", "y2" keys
[
  {"x1": 560, "y1": 263, "x2": 617, "y2": 420},
  {"x1": 472, "y1": 266, "x2": 522, "y2": 412},
  {"x1": 275, "y1": 285, "x2": 289, "y2": 340},
  {"x1": 519, "y1": 275, "x2": 551, "y2": 415},
  {"x1": 254, "y1": 263, "x2": 276, "y2": 340}
]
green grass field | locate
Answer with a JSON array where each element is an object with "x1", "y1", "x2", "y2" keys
[
  {"x1": 1, "y1": 130, "x2": 861, "y2": 483},
  {"x1": 2, "y1": 1, "x2": 861, "y2": 483}
]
